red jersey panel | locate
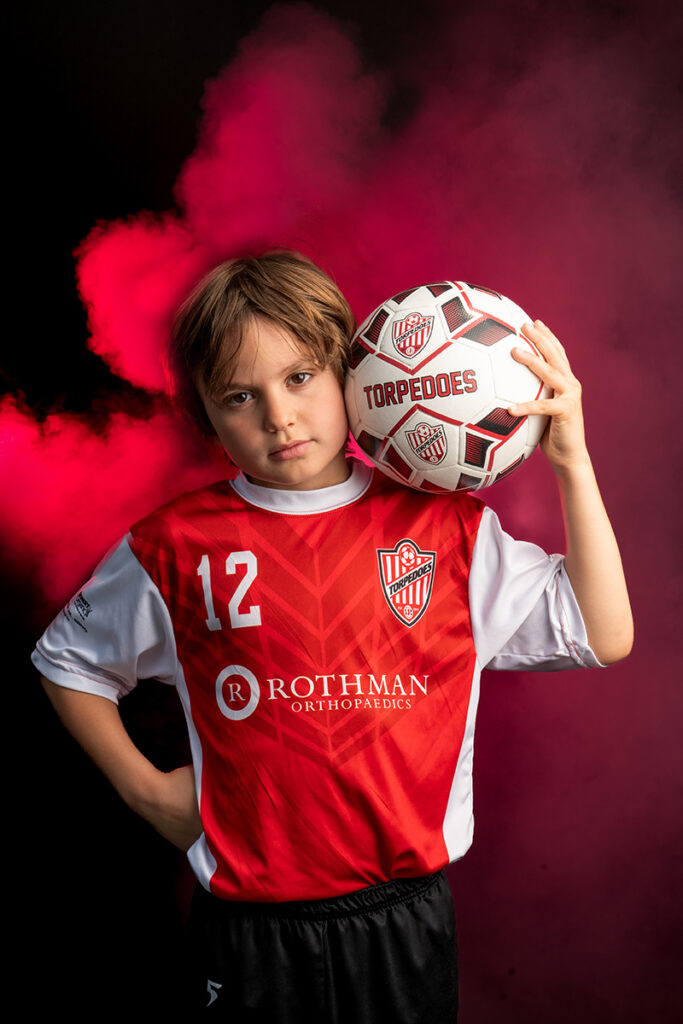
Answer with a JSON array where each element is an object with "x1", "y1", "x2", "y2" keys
[{"x1": 129, "y1": 470, "x2": 484, "y2": 901}]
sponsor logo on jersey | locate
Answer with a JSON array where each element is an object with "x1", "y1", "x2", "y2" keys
[
  {"x1": 376, "y1": 538, "x2": 436, "y2": 627},
  {"x1": 214, "y1": 665, "x2": 431, "y2": 720},
  {"x1": 405, "y1": 421, "x2": 448, "y2": 465},
  {"x1": 392, "y1": 312, "x2": 434, "y2": 358}
]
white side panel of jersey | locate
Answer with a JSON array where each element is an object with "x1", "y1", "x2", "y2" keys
[
  {"x1": 442, "y1": 664, "x2": 482, "y2": 861},
  {"x1": 469, "y1": 507, "x2": 602, "y2": 671},
  {"x1": 32, "y1": 536, "x2": 181, "y2": 702},
  {"x1": 174, "y1": 661, "x2": 218, "y2": 891},
  {"x1": 187, "y1": 835, "x2": 218, "y2": 892}
]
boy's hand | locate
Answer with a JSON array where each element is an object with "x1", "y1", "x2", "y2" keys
[
  {"x1": 142, "y1": 764, "x2": 203, "y2": 852},
  {"x1": 508, "y1": 320, "x2": 589, "y2": 474}
]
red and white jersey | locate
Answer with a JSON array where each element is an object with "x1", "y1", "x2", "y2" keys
[{"x1": 33, "y1": 460, "x2": 600, "y2": 902}]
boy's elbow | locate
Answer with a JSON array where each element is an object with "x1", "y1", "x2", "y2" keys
[{"x1": 593, "y1": 624, "x2": 634, "y2": 665}]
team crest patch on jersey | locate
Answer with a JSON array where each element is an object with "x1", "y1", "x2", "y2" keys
[
  {"x1": 377, "y1": 539, "x2": 437, "y2": 627},
  {"x1": 405, "y1": 421, "x2": 448, "y2": 465},
  {"x1": 392, "y1": 313, "x2": 434, "y2": 358}
]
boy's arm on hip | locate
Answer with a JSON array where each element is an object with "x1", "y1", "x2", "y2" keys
[{"x1": 40, "y1": 677, "x2": 202, "y2": 851}]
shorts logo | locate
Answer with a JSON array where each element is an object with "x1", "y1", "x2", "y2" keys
[
  {"x1": 392, "y1": 312, "x2": 434, "y2": 358},
  {"x1": 377, "y1": 538, "x2": 437, "y2": 627},
  {"x1": 405, "y1": 421, "x2": 448, "y2": 464}
]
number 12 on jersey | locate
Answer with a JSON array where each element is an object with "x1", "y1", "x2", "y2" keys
[{"x1": 197, "y1": 551, "x2": 262, "y2": 631}]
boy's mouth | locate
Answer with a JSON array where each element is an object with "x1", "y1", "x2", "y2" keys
[{"x1": 269, "y1": 440, "x2": 312, "y2": 460}]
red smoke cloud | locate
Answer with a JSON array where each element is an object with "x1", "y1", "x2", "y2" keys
[
  {"x1": 75, "y1": 215, "x2": 206, "y2": 392},
  {"x1": 0, "y1": 396, "x2": 225, "y2": 605}
]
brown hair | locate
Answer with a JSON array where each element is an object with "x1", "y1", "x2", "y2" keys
[{"x1": 166, "y1": 250, "x2": 356, "y2": 436}]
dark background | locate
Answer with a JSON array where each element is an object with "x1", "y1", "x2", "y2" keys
[{"x1": 7, "y1": 1, "x2": 682, "y2": 1019}]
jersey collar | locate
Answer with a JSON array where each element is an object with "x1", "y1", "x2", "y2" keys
[
  {"x1": 229, "y1": 459, "x2": 373, "y2": 515},
  {"x1": 229, "y1": 460, "x2": 370, "y2": 516}
]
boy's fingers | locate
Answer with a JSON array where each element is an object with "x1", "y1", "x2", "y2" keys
[
  {"x1": 511, "y1": 346, "x2": 569, "y2": 391},
  {"x1": 508, "y1": 395, "x2": 575, "y2": 417},
  {"x1": 520, "y1": 321, "x2": 569, "y2": 365},
  {"x1": 513, "y1": 332, "x2": 580, "y2": 396},
  {"x1": 508, "y1": 399, "x2": 549, "y2": 416}
]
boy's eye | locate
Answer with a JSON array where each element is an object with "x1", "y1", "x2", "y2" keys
[
  {"x1": 289, "y1": 372, "x2": 312, "y2": 385},
  {"x1": 225, "y1": 391, "x2": 251, "y2": 406}
]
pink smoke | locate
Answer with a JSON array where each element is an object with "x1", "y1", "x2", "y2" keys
[
  {"x1": 75, "y1": 214, "x2": 206, "y2": 391},
  {"x1": 0, "y1": 396, "x2": 225, "y2": 606}
]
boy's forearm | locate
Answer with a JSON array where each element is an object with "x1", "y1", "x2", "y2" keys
[
  {"x1": 40, "y1": 678, "x2": 202, "y2": 849},
  {"x1": 40, "y1": 677, "x2": 166, "y2": 812},
  {"x1": 552, "y1": 458, "x2": 633, "y2": 664}
]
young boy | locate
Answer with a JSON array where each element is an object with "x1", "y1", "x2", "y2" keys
[{"x1": 34, "y1": 250, "x2": 632, "y2": 1022}]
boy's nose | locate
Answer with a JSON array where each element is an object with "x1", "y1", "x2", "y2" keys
[{"x1": 263, "y1": 391, "x2": 295, "y2": 432}]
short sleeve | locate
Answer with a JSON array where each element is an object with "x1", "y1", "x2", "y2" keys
[
  {"x1": 469, "y1": 506, "x2": 603, "y2": 671},
  {"x1": 31, "y1": 536, "x2": 179, "y2": 703}
]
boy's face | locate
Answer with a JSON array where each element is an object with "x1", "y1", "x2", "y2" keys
[{"x1": 197, "y1": 316, "x2": 350, "y2": 490}]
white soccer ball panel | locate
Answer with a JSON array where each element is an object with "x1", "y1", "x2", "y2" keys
[
  {"x1": 489, "y1": 333, "x2": 551, "y2": 405},
  {"x1": 486, "y1": 428, "x2": 528, "y2": 474},
  {"x1": 455, "y1": 282, "x2": 531, "y2": 329}
]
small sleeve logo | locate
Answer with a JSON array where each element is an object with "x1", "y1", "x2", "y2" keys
[{"x1": 63, "y1": 591, "x2": 93, "y2": 633}]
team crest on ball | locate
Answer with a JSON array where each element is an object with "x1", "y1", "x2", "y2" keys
[
  {"x1": 405, "y1": 422, "x2": 448, "y2": 465},
  {"x1": 377, "y1": 538, "x2": 437, "y2": 627},
  {"x1": 392, "y1": 313, "x2": 434, "y2": 358}
]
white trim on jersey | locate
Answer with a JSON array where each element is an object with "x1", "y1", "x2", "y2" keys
[
  {"x1": 187, "y1": 833, "x2": 218, "y2": 891},
  {"x1": 174, "y1": 660, "x2": 217, "y2": 888},
  {"x1": 442, "y1": 665, "x2": 480, "y2": 861},
  {"x1": 230, "y1": 459, "x2": 373, "y2": 514}
]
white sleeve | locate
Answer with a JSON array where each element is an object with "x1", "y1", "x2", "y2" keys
[
  {"x1": 31, "y1": 536, "x2": 179, "y2": 703},
  {"x1": 469, "y1": 506, "x2": 603, "y2": 671}
]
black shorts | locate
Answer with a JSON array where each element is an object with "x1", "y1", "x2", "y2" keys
[{"x1": 186, "y1": 871, "x2": 458, "y2": 1023}]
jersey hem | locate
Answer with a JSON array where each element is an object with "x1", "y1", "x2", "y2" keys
[{"x1": 32, "y1": 647, "x2": 125, "y2": 702}]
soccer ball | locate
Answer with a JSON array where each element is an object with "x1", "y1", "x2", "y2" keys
[{"x1": 344, "y1": 281, "x2": 551, "y2": 492}]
